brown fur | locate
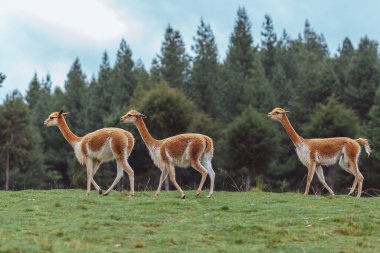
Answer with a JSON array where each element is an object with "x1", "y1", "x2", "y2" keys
[
  {"x1": 268, "y1": 107, "x2": 370, "y2": 197},
  {"x1": 121, "y1": 110, "x2": 215, "y2": 198},
  {"x1": 44, "y1": 110, "x2": 135, "y2": 196}
]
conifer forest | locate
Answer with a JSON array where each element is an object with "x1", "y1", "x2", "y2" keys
[{"x1": 2, "y1": 7, "x2": 380, "y2": 195}]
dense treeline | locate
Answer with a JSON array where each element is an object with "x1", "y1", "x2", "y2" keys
[{"x1": 1, "y1": 7, "x2": 380, "y2": 194}]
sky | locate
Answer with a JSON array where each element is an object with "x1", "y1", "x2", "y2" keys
[{"x1": 1, "y1": 0, "x2": 380, "y2": 100}]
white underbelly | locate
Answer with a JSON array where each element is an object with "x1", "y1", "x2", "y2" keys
[
  {"x1": 316, "y1": 152, "x2": 340, "y2": 166},
  {"x1": 148, "y1": 146, "x2": 192, "y2": 170},
  {"x1": 89, "y1": 143, "x2": 114, "y2": 161}
]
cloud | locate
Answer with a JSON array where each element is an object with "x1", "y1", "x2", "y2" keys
[
  {"x1": 0, "y1": 0, "x2": 145, "y2": 98},
  {"x1": 0, "y1": 0, "x2": 137, "y2": 42}
]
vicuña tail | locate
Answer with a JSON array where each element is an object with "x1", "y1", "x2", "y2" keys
[{"x1": 356, "y1": 138, "x2": 371, "y2": 157}]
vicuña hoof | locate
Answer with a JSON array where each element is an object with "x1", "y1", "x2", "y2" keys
[
  {"x1": 181, "y1": 195, "x2": 186, "y2": 199},
  {"x1": 102, "y1": 192, "x2": 109, "y2": 196},
  {"x1": 98, "y1": 189, "x2": 103, "y2": 195}
]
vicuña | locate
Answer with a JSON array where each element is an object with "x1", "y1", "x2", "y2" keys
[
  {"x1": 268, "y1": 107, "x2": 370, "y2": 197},
  {"x1": 121, "y1": 110, "x2": 215, "y2": 198},
  {"x1": 44, "y1": 110, "x2": 135, "y2": 196}
]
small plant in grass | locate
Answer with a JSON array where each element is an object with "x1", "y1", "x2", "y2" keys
[{"x1": 134, "y1": 240, "x2": 144, "y2": 248}]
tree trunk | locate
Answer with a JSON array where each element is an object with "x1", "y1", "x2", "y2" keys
[
  {"x1": 244, "y1": 174, "x2": 251, "y2": 192},
  {"x1": 5, "y1": 150, "x2": 9, "y2": 191},
  {"x1": 164, "y1": 177, "x2": 169, "y2": 191}
]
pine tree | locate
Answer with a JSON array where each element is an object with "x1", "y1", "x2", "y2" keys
[
  {"x1": 218, "y1": 7, "x2": 274, "y2": 120},
  {"x1": 303, "y1": 20, "x2": 329, "y2": 57},
  {"x1": 87, "y1": 51, "x2": 113, "y2": 130},
  {"x1": 290, "y1": 21, "x2": 332, "y2": 121},
  {"x1": 133, "y1": 60, "x2": 153, "y2": 100},
  {"x1": 344, "y1": 36, "x2": 380, "y2": 121},
  {"x1": 221, "y1": 106, "x2": 280, "y2": 191},
  {"x1": 149, "y1": 57, "x2": 162, "y2": 83},
  {"x1": 64, "y1": 58, "x2": 88, "y2": 135},
  {"x1": 261, "y1": 14, "x2": 277, "y2": 79},
  {"x1": 110, "y1": 39, "x2": 137, "y2": 111},
  {"x1": 189, "y1": 19, "x2": 219, "y2": 115},
  {"x1": 334, "y1": 37, "x2": 355, "y2": 94},
  {"x1": 225, "y1": 7, "x2": 255, "y2": 77},
  {"x1": 270, "y1": 63, "x2": 293, "y2": 107},
  {"x1": 290, "y1": 52, "x2": 336, "y2": 124},
  {"x1": 25, "y1": 73, "x2": 42, "y2": 109},
  {"x1": 156, "y1": 25, "x2": 190, "y2": 90},
  {"x1": 0, "y1": 90, "x2": 45, "y2": 190}
]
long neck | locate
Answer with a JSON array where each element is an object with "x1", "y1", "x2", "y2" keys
[
  {"x1": 280, "y1": 115, "x2": 303, "y2": 145},
  {"x1": 57, "y1": 117, "x2": 81, "y2": 146},
  {"x1": 134, "y1": 118, "x2": 160, "y2": 147}
]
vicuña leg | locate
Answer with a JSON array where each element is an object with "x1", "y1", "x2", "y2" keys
[
  {"x1": 85, "y1": 159, "x2": 94, "y2": 195},
  {"x1": 315, "y1": 166, "x2": 334, "y2": 195},
  {"x1": 339, "y1": 156, "x2": 357, "y2": 195},
  {"x1": 351, "y1": 161, "x2": 364, "y2": 197},
  {"x1": 203, "y1": 158, "x2": 215, "y2": 198},
  {"x1": 348, "y1": 177, "x2": 358, "y2": 196},
  {"x1": 155, "y1": 169, "x2": 168, "y2": 196},
  {"x1": 91, "y1": 160, "x2": 103, "y2": 194},
  {"x1": 103, "y1": 162, "x2": 123, "y2": 196},
  {"x1": 166, "y1": 163, "x2": 185, "y2": 199},
  {"x1": 120, "y1": 159, "x2": 135, "y2": 196},
  {"x1": 191, "y1": 160, "x2": 208, "y2": 197},
  {"x1": 304, "y1": 163, "x2": 316, "y2": 195},
  {"x1": 347, "y1": 162, "x2": 358, "y2": 196}
]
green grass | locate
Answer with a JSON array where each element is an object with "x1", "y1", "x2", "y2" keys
[{"x1": 0, "y1": 190, "x2": 379, "y2": 253}]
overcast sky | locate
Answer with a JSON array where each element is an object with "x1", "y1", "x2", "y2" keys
[{"x1": 1, "y1": 0, "x2": 380, "y2": 100}]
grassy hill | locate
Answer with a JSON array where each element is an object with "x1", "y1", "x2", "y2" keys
[{"x1": 0, "y1": 190, "x2": 379, "y2": 252}]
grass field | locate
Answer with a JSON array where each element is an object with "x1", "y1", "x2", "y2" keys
[{"x1": 0, "y1": 190, "x2": 379, "y2": 253}]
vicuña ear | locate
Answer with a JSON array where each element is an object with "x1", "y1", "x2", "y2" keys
[
  {"x1": 139, "y1": 113, "x2": 147, "y2": 119},
  {"x1": 62, "y1": 112, "x2": 70, "y2": 117},
  {"x1": 59, "y1": 109, "x2": 64, "y2": 115},
  {"x1": 285, "y1": 110, "x2": 291, "y2": 114}
]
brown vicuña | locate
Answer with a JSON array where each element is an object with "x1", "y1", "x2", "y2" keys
[
  {"x1": 121, "y1": 110, "x2": 215, "y2": 198},
  {"x1": 44, "y1": 110, "x2": 135, "y2": 196},
  {"x1": 268, "y1": 107, "x2": 371, "y2": 197}
]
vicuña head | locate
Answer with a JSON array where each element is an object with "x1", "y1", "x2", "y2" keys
[
  {"x1": 267, "y1": 107, "x2": 290, "y2": 121},
  {"x1": 44, "y1": 109, "x2": 69, "y2": 126},
  {"x1": 120, "y1": 109, "x2": 146, "y2": 123}
]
